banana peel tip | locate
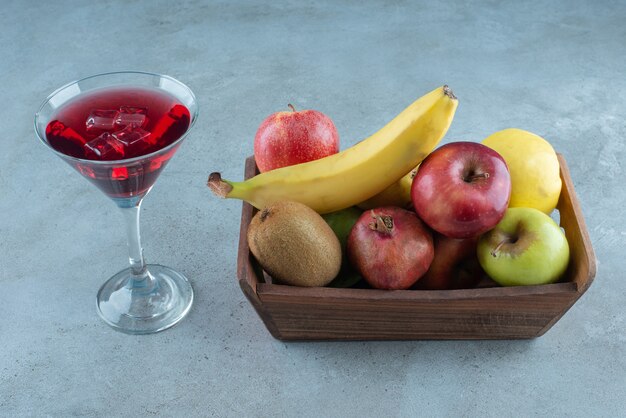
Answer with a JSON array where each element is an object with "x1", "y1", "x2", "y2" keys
[{"x1": 443, "y1": 85, "x2": 457, "y2": 100}]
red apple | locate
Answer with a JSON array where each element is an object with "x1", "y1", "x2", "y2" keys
[
  {"x1": 347, "y1": 207, "x2": 434, "y2": 290},
  {"x1": 254, "y1": 104, "x2": 339, "y2": 172},
  {"x1": 411, "y1": 141, "x2": 511, "y2": 239},
  {"x1": 414, "y1": 234, "x2": 483, "y2": 290}
]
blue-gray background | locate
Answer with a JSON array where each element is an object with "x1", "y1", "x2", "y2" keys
[{"x1": 1, "y1": 0, "x2": 624, "y2": 416}]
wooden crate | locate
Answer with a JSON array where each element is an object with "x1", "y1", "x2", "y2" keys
[{"x1": 236, "y1": 154, "x2": 596, "y2": 340}]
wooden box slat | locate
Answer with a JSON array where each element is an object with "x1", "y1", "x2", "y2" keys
[{"x1": 236, "y1": 154, "x2": 596, "y2": 341}]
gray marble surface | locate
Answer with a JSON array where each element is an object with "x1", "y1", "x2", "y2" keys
[{"x1": 1, "y1": 0, "x2": 624, "y2": 416}]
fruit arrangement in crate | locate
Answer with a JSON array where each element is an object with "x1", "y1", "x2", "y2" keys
[{"x1": 208, "y1": 86, "x2": 595, "y2": 341}]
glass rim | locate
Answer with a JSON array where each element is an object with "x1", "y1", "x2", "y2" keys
[{"x1": 34, "y1": 70, "x2": 199, "y2": 166}]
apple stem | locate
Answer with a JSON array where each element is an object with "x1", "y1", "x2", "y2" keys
[
  {"x1": 288, "y1": 103, "x2": 296, "y2": 112},
  {"x1": 467, "y1": 172, "x2": 490, "y2": 182},
  {"x1": 491, "y1": 240, "x2": 507, "y2": 257},
  {"x1": 369, "y1": 213, "x2": 394, "y2": 235}
]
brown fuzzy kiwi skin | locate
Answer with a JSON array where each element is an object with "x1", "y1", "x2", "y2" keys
[{"x1": 247, "y1": 201, "x2": 342, "y2": 287}]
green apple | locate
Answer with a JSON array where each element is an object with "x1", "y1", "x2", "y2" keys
[
  {"x1": 322, "y1": 206, "x2": 362, "y2": 249},
  {"x1": 477, "y1": 207, "x2": 569, "y2": 286},
  {"x1": 322, "y1": 207, "x2": 363, "y2": 287}
]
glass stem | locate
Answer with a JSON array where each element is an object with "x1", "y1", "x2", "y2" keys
[{"x1": 120, "y1": 200, "x2": 148, "y2": 282}]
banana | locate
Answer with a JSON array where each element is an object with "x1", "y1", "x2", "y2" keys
[
  {"x1": 208, "y1": 85, "x2": 458, "y2": 214},
  {"x1": 357, "y1": 166, "x2": 418, "y2": 210}
]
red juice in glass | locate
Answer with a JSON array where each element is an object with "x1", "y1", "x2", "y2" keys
[{"x1": 45, "y1": 86, "x2": 191, "y2": 198}]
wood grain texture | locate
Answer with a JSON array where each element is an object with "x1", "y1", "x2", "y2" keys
[{"x1": 236, "y1": 154, "x2": 596, "y2": 341}]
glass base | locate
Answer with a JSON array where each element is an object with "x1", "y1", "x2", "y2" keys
[{"x1": 96, "y1": 264, "x2": 193, "y2": 334}]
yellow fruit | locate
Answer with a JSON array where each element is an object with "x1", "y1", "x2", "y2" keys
[
  {"x1": 357, "y1": 167, "x2": 417, "y2": 210},
  {"x1": 208, "y1": 85, "x2": 458, "y2": 214},
  {"x1": 482, "y1": 128, "x2": 561, "y2": 214}
]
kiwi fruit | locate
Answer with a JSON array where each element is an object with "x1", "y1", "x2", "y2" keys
[{"x1": 247, "y1": 201, "x2": 342, "y2": 287}]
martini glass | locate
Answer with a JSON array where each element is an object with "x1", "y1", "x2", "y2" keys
[{"x1": 34, "y1": 72, "x2": 198, "y2": 334}]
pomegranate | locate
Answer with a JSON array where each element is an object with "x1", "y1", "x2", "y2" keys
[{"x1": 347, "y1": 207, "x2": 434, "y2": 290}]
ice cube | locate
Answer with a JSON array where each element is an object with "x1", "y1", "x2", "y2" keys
[
  {"x1": 148, "y1": 155, "x2": 167, "y2": 171},
  {"x1": 46, "y1": 120, "x2": 88, "y2": 146},
  {"x1": 46, "y1": 120, "x2": 66, "y2": 136},
  {"x1": 86, "y1": 109, "x2": 119, "y2": 131},
  {"x1": 115, "y1": 106, "x2": 148, "y2": 128},
  {"x1": 119, "y1": 106, "x2": 147, "y2": 115},
  {"x1": 150, "y1": 104, "x2": 189, "y2": 145},
  {"x1": 84, "y1": 132, "x2": 125, "y2": 160},
  {"x1": 168, "y1": 104, "x2": 188, "y2": 120},
  {"x1": 111, "y1": 167, "x2": 128, "y2": 180},
  {"x1": 45, "y1": 119, "x2": 88, "y2": 158},
  {"x1": 112, "y1": 125, "x2": 152, "y2": 155},
  {"x1": 76, "y1": 164, "x2": 96, "y2": 178}
]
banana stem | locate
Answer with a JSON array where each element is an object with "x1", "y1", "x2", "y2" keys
[{"x1": 207, "y1": 172, "x2": 233, "y2": 198}]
